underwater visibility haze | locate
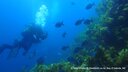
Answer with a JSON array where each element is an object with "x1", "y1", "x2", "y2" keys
[{"x1": 0, "y1": 0, "x2": 128, "y2": 72}]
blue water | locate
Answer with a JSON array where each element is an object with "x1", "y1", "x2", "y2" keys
[{"x1": 0, "y1": 0, "x2": 100, "y2": 72}]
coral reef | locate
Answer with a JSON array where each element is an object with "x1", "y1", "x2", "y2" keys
[
  {"x1": 30, "y1": 62, "x2": 91, "y2": 72},
  {"x1": 29, "y1": 0, "x2": 128, "y2": 72}
]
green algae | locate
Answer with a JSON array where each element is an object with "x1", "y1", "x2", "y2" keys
[
  {"x1": 29, "y1": 0, "x2": 128, "y2": 72},
  {"x1": 30, "y1": 62, "x2": 92, "y2": 72}
]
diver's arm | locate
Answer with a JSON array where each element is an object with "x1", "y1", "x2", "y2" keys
[{"x1": 1, "y1": 44, "x2": 13, "y2": 48}]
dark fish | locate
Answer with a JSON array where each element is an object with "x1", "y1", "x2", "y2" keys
[
  {"x1": 62, "y1": 32, "x2": 67, "y2": 38},
  {"x1": 55, "y1": 21, "x2": 64, "y2": 28},
  {"x1": 85, "y1": 3, "x2": 95, "y2": 10},
  {"x1": 83, "y1": 19, "x2": 93, "y2": 25},
  {"x1": 75, "y1": 19, "x2": 84, "y2": 26},
  {"x1": 37, "y1": 56, "x2": 44, "y2": 65},
  {"x1": 61, "y1": 46, "x2": 69, "y2": 51}
]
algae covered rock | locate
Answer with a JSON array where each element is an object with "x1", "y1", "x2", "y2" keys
[{"x1": 30, "y1": 0, "x2": 128, "y2": 72}]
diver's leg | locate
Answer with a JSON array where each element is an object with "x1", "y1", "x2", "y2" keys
[
  {"x1": 22, "y1": 47, "x2": 30, "y2": 56},
  {"x1": 7, "y1": 47, "x2": 20, "y2": 59},
  {"x1": 22, "y1": 42, "x2": 32, "y2": 56},
  {"x1": 0, "y1": 46, "x2": 4, "y2": 54},
  {"x1": 0, "y1": 44, "x2": 13, "y2": 54}
]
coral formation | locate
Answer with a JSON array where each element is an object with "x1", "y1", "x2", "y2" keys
[{"x1": 29, "y1": 0, "x2": 128, "y2": 72}]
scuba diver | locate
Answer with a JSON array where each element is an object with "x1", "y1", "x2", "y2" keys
[{"x1": 0, "y1": 23, "x2": 48, "y2": 57}]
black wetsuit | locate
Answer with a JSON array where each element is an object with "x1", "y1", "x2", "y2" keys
[{"x1": 0, "y1": 24, "x2": 47, "y2": 56}]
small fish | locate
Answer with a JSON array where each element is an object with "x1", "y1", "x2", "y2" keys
[
  {"x1": 55, "y1": 21, "x2": 64, "y2": 28},
  {"x1": 85, "y1": 3, "x2": 95, "y2": 10},
  {"x1": 61, "y1": 46, "x2": 69, "y2": 51},
  {"x1": 75, "y1": 19, "x2": 84, "y2": 26},
  {"x1": 83, "y1": 19, "x2": 93, "y2": 25},
  {"x1": 62, "y1": 32, "x2": 67, "y2": 38}
]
